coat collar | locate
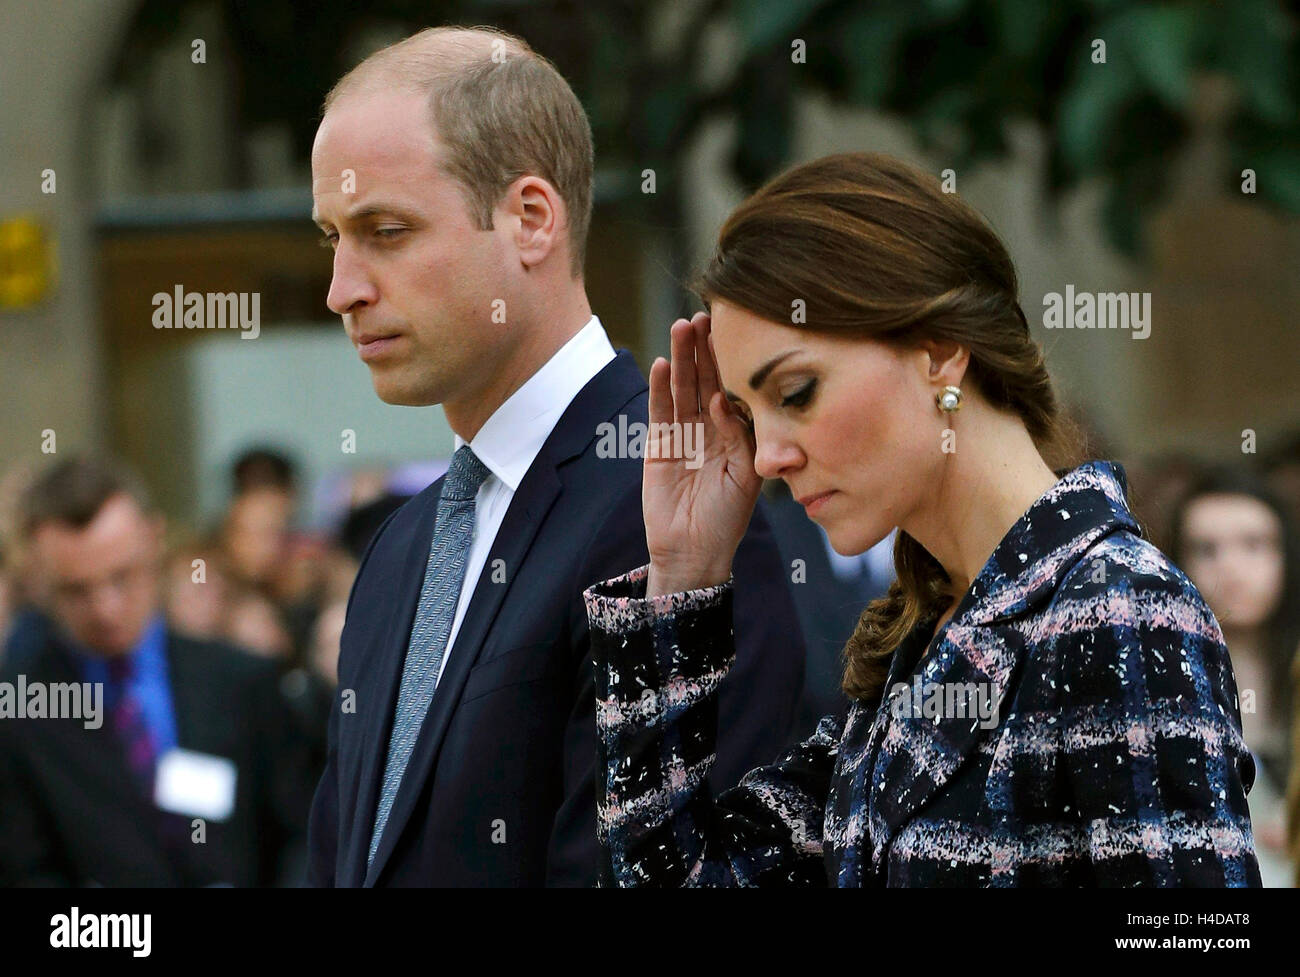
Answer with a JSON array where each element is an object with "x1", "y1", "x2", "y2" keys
[
  {"x1": 956, "y1": 459, "x2": 1140, "y2": 628},
  {"x1": 861, "y1": 459, "x2": 1142, "y2": 870}
]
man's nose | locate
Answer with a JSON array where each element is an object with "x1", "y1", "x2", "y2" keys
[
  {"x1": 326, "y1": 243, "x2": 379, "y2": 315},
  {"x1": 89, "y1": 584, "x2": 126, "y2": 625}
]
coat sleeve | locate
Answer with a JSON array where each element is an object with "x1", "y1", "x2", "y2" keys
[
  {"x1": 304, "y1": 693, "x2": 340, "y2": 887},
  {"x1": 584, "y1": 565, "x2": 838, "y2": 886},
  {"x1": 1056, "y1": 547, "x2": 1262, "y2": 887}
]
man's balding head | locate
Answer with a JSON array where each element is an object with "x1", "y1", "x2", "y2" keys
[
  {"x1": 323, "y1": 26, "x2": 593, "y2": 275},
  {"x1": 324, "y1": 27, "x2": 530, "y2": 107}
]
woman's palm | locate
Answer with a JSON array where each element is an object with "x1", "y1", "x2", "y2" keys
[{"x1": 643, "y1": 313, "x2": 763, "y2": 591}]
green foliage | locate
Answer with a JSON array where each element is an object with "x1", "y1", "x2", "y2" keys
[{"x1": 114, "y1": 0, "x2": 1299, "y2": 255}]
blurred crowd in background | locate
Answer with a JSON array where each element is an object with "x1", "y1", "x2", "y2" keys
[
  {"x1": 0, "y1": 448, "x2": 429, "y2": 802},
  {"x1": 1, "y1": 432, "x2": 1299, "y2": 885}
]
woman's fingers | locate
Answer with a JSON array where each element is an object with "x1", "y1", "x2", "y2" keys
[
  {"x1": 708, "y1": 390, "x2": 750, "y2": 454},
  {"x1": 648, "y1": 355, "x2": 673, "y2": 429},
  {"x1": 705, "y1": 332, "x2": 734, "y2": 420},
  {"x1": 669, "y1": 319, "x2": 699, "y2": 423},
  {"x1": 693, "y1": 313, "x2": 719, "y2": 410}
]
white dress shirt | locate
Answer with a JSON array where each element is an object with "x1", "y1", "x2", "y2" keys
[{"x1": 434, "y1": 315, "x2": 616, "y2": 683}]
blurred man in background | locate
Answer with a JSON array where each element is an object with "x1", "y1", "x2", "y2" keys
[{"x1": 0, "y1": 457, "x2": 312, "y2": 886}]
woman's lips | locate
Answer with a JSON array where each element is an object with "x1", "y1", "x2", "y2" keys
[{"x1": 799, "y1": 490, "x2": 836, "y2": 515}]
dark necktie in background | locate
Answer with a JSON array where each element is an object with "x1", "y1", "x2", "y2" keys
[{"x1": 107, "y1": 654, "x2": 158, "y2": 798}]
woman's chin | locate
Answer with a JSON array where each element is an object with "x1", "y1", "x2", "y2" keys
[
  {"x1": 825, "y1": 523, "x2": 886, "y2": 558},
  {"x1": 826, "y1": 527, "x2": 868, "y2": 556}
]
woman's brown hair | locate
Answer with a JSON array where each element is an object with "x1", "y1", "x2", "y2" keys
[{"x1": 695, "y1": 152, "x2": 1084, "y2": 706}]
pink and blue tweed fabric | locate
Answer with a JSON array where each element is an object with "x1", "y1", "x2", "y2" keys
[{"x1": 583, "y1": 460, "x2": 1261, "y2": 886}]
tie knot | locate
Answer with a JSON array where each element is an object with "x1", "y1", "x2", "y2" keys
[{"x1": 442, "y1": 446, "x2": 491, "y2": 501}]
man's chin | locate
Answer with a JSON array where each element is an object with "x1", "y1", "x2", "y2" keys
[
  {"x1": 91, "y1": 639, "x2": 134, "y2": 659},
  {"x1": 366, "y1": 368, "x2": 441, "y2": 407},
  {"x1": 370, "y1": 376, "x2": 440, "y2": 407}
]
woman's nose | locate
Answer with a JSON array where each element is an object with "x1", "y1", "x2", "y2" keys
[{"x1": 752, "y1": 427, "x2": 804, "y2": 480}]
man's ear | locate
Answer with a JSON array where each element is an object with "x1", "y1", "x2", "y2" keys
[
  {"x1": 920, "y1": 337, "x2": 970, "y2": 389},
  {"x1": 504, "y1": 175, "x2": 564, "y2": 270}
]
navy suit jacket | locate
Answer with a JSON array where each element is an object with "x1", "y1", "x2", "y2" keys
[{"x1": 306, "y1": 350, "x2": 805, "y2": 886}]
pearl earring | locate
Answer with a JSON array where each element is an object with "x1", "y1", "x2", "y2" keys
[{"x1": 936, "y1": 385, "x2": 962, "y2": 413}]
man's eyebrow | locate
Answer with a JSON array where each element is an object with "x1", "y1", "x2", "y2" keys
[
  {"x1": 346, "y1": 202, "x2": 419, "y2": 222},
  {"x1": 724, "y1": 350, "x2": 799, "y2": 401},
  {"x1": 312, "y1": 202, "x2": 419, "y2": 228}
]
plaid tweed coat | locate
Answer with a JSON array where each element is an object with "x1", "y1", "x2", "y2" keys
[{"x1": 583, "y1": 460, "x2": 1261, "y2": 886}]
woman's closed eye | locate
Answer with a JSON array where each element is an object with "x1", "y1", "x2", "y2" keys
[{"x1": 779, "y1": 378, "x2": 817, "y2": 409}]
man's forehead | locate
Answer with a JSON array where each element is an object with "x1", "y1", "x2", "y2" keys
[
  {"x1": 311, "y1": 100, "x2": 446, "y2": 218},
  {"x1": 310, "y1": 174, "x2": 443, "y2": 224},
  {"x1": 36, "y1": 509, "x2": 145, "y2": 558},
  {"x1": 314, "y1": 94, "x2": 439, "y2": 160}
]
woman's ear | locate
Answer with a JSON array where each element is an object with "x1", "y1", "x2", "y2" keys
[{"x1": 920, "y1": 338, "x2": 969, "y2": 388}]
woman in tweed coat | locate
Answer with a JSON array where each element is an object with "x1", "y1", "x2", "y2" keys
[{"x1": 583, "y1": 153, "x2": 1260, "y2": 887}]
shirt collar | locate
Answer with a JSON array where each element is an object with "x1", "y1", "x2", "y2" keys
[
  {"x1": 954, "y1": 459, "x2": 1141, "y2": 627},
  {"x1": 453, "y1": 315, "x2": 615, "y2": 492}
]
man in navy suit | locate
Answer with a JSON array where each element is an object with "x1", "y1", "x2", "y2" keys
[{"x1": 306, "y1": 26, "x2": 804, "y2": 886}]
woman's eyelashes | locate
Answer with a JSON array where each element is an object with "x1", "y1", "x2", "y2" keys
[
  {"x1": 779, "y1": 378, "x2": 817, "y2": 409},
  {"x1": 729, "y1": 378, "x2": 815, "y2": 432}
]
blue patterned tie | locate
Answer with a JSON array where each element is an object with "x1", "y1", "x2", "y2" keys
[
  {"x1": 368, "y1": 445, "x2": 492, "y2": 865},
  {"x1": 106, "y1": 656, "x2": 157, "y2": 798}
]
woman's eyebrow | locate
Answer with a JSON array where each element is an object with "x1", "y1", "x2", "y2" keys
[
  {"x1": 724, "y1": 350, "x2": 799, "y2": 401},
  {"x1": 749, "y1": 350, "x2": 798, "y2": 389}
]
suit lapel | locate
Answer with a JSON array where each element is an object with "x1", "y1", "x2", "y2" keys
[
  {"x1": 362, "y1": 350, "x2": 647, "y2": 886},
  {"x1": 363, "y1": 465, "x2": 563, "y2": 885},
  {"x1": 165, "y1": 636, "x2": 205, "y2": 750},
  {"x1": 341, "y1": 486, "x2": 441, "y2": 887}
]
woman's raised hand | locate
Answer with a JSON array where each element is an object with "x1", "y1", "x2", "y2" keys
[{"x1": 643, "y1": 312, "x2": 763, "y2": 597}]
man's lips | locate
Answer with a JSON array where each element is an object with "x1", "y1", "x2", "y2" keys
[{"x1": 353, "y1": 332, "x2": 403, "y2": 361}]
